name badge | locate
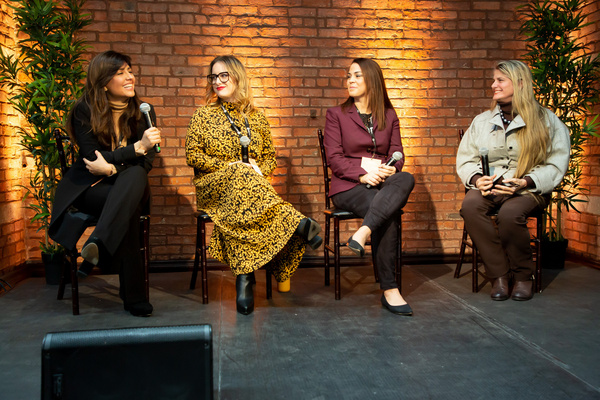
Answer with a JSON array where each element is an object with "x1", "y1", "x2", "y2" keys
[{"x1": 361, "y1": 157, "x2": 381, "y2": 173}]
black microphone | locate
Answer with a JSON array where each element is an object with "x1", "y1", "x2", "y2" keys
[
  {"x1": 479, "y1": 147, "x2": 490, "y2": 176},
  {"x1": 366, "y1": 151, "x2": 403, "y2": 189},
  {"x1": 139, "y1": 103, "x2": 160, "y2": 153},
  {"x1": 240, "y1": 136, "x2": 250, "y2": 163}
]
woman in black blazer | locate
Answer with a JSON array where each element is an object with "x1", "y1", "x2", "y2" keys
[
  {"x1": 49, "y1": 51, "x2": 161, "y2": 317},
  {"x1": 324, "y1": 58, "x2": 414, "y2": 316}
]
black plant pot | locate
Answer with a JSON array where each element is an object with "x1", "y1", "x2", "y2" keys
[
  {"x1": 541, "y1": 239, "x2": 568, "y2": 270},
  {"x1": 42, "y1": 252, "x2": 64, "y2": 285}
]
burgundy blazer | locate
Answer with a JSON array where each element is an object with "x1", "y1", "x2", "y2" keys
[{"x1": 323, "y1": 105, "x2": 405, "y2": 197}]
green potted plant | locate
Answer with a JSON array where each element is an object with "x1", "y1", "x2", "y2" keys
[
  {"x1": 0, "y1": 0, "x2": 91, "y2": 283},
  {"x1": 519, "y1": 0, "x2": 600, "y2": 268}
]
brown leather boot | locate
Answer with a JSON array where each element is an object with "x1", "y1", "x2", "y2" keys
[
  {"x1": 490, "y1": 275, "x2": 510, "y2": 301},
  {"x1": 511, "y1": 280, "x2": 533, "y2": 301}
]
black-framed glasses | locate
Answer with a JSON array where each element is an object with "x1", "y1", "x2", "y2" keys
[{"x1": 207, "y1": 72, "x2": 230, "y2": 84}]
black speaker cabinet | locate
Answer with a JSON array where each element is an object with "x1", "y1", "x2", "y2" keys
[{"x1": 41, "y1": 324, "x2": 213, "y2": 400}]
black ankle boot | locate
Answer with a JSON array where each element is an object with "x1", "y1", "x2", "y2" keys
[{"x1": 236, "y1": 274, "x2": 254, "y2": 315}]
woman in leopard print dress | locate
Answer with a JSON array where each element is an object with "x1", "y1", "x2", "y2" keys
[{"x1": 185, "y1": 55, "x2": 322, "y2": 315}]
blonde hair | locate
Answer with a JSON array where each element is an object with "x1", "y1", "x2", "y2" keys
[
  {"x1": 205, "y1": 55, "x2": 255, "y2": 115},
  {"x1": 491, "y1": 60, "x2": 550, "y2": 178}
]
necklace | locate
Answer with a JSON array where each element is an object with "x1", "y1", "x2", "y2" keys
[{"x1": 500, "y1": 110, "x2": 512, "y2": 125}]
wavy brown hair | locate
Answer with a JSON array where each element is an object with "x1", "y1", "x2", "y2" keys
[
  {"x1": 341, "y1": 58, "x2": 394, "y2": 131},
  {"x1": 205, "y1": 55, "x2": 255, "y2": 115},
  {"x1": 491, "y1": 60, "x2": 550, "y2": 178},
  {"x1": 67, "y1": 51, "x2": 141, "y2": 147}
]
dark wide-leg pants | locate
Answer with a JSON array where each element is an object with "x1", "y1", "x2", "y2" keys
[
  {"x1": 332, "y1": 172, "x2": 415, "y2": 290},
  {"x1": 74, "y1": 166, "x2": 149, "y2": 304},
  {"x1": 460, "y1": 189, "x2": 546, "y2": 281}
]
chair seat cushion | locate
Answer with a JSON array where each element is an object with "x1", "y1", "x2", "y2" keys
[
  {"x1": 194, "y1": 211, "x2": 212, "y2": 221},
  {"x1": 323, "y1": 208, "x2": 359, "y2": 219}
]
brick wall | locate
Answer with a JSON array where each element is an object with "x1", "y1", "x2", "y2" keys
[
  {"x1": 0, "y1": 2, "x2": 27, "y2": 276},
  {"x1": 1, "y1": 0, "x2": 598, "y2": 270},
  {"x1": 79, "y1": 0, "x2": 530, "y2": 261},
  {"x1": 563, "y1": 0, "x2": 600, "y2": 263}
]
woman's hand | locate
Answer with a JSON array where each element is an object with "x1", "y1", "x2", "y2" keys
[
  {"x1": 491, "y1": 178, "x2": 526, "y2": 196},
  {"x1": 359, "y1": 164, "x2": 395, "y2": 187},
  {"x1": 84, "y1": 151, "x2": 114, "y2": 176},
  {"x1": 139, "y1": 127, "x2": 161, "y2": 152},
  {"x1": 228, "y1": 158, "x2": 263, "y2": 176},
  {"x1": 378, "y1": 164, "x2": 396, "y2": 178},
  {"x1": 248, "y1": 158, "x2": 263, "y2": 176},
  {"x1": 475, "y1": 174, "x2": 496, "y2": 196}
]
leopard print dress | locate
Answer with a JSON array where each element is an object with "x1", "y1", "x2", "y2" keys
[{"x1": 185, "y1": 102, "x2": 305, "y2": 282}]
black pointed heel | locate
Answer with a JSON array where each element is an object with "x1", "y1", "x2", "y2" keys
[
  {"x1": 346, "y1": 237, "x2": 365, "y2": 257},
  {"x1": 308, "y1": 235, "x2": 323, "y2": 250},
  {"x1": 81, "y1": 236, "x2": 103, "y2": 266},
  {"x1": 297, "y1": 218, "x2": 322, "y2": 242}
]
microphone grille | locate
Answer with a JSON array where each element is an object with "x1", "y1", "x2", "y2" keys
[
  {"x1": 479, "y1": 147, "x2": 489, "y2": 156},
  {"x1": 392, "y1": 151, "x2": 403, "y2": 161},
  {"x1": 240, "y1": 136, "x2": 250, "y2": 146},
  {"x1": 139, "y1": 103, "x2": 151, "y2": 113}
]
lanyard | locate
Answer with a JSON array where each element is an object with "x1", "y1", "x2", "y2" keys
[
  {"x1": 221, "y1": 105, "x2": 251, "y2": 140},
  {"x1": 356, "y1": 105, "x2": 376, "y2": 155}
]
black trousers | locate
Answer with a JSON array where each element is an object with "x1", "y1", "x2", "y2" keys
[
  {"x1": 460, "y1": 189, "x2": 546, "y2": 281},
  {"x1": 73, "y1": 166, "x2": 150, "y2": 304},
  {"x1": 332, "y1": 172, "x2": 414, "y2": 290}
]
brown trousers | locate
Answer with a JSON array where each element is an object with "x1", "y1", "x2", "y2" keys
[{"x1": 460, "y1": 189, "x2": 546, "y2": 281}]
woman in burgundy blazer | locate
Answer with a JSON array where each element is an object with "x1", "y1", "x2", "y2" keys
[{"x1": 324, "y1": 58, "x2": 414, "y2": 316}]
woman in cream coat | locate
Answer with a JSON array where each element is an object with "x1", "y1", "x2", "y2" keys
[{"x1": 456, "y1": 60, "x2": 570, "y2": 301}]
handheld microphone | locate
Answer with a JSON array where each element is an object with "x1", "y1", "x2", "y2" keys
[
  {"x1": 479, "y1": 147, "x2": 490, "y2": 176},
  {"x1": 240, "y1": 136, "x2": 250, "y2": 163},
  {"x1": 139, "y1": 103, "x2": 160, "y2": 153},
  {"x1": 366, "y1": 151, "x2": 403, "y2": 189}
]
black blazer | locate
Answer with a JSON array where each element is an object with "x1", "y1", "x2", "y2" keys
[{"x1": 49, "y1": 101, "x2": 156, "y2": 250}]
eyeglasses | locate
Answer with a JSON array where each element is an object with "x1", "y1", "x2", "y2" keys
[{"x1": 207, "y1": 72, "x2": 230, "y2": 84}]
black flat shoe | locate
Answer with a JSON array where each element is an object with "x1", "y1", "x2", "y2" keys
[
  {"x1": 381, "y1": 294, "x2": 413, "y2": 316},
  {"x1": 297, "y1": 218, "x2": 321, "y2": 242},
  {"x1": 308, "y1": 235, "x2": 323, "y2": 250},
  {"x1": 81, "y1": 237, "x2": 103, "y2": 266},
  {"x1": 236, "y1": 273, "x2": 254, "y2": 315},
  {"x1": 124, "y1": 301, "x2": 153, "y2": 317},
  {"x1": 346, "y1": 237, "x2": 365, "y2": 257},
  {"x1": 77, "y1": 260, "x2": 94, "y2": 279}
]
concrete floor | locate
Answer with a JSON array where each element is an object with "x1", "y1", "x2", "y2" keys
[{"x1": 1, "y1": 261, "x2": 599, "y2": 399}]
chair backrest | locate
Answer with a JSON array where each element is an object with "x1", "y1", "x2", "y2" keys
[
  {"x1": 458, "y1": 128, "x2": 469, "y2": 194},
  {"x1": 54, "y1": 128, "x2": 75, "y2": 175},
  {"x1": 317, "y1": 128, "x2": 333, "y2": 209}
]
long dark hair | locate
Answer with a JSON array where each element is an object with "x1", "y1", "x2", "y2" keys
[
  {"x1": 67, "y1": 50, "x2": 141, "y2": 147},
  {"x1": 341, "y1": 58, "x2": 394, "y2": 130}
]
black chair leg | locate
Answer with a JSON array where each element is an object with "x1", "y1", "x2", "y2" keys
[
  {"x1": 472, "y1": 245, "x2": 479, "y2": 293},
  {"x1": 140, "y1": 215, "x2": 150, "y2": 301},
  {"x1": 190, "y1": 218, "x2": 202, "y2": 291},
  {"x1": 334, "y1": 218, "x2": 341, "y2": 300},
  {"x1": 324, "y1": 215, "x2": 331, "y2": 286},
  {"x1": 266, "y1": 269, "x2": 272, "y2": 300},
  {"x1": 455, "y1": 227, "x2": 469, "y2": 278},
  {"x1": 70, "y1": 252, "x2": 79, "y2": 315}
]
